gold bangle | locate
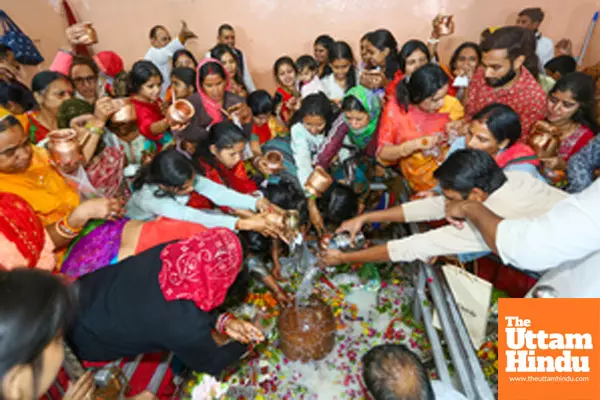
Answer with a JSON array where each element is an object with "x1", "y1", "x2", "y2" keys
[
  {"x1": 61, "y1": 214, "x2": 82, "y2": 234},
  {"x1": 55, "y1": 222, "x2": 78, "y2": 239}
]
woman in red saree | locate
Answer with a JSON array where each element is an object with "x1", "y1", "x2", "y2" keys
[{"x1": 377, "y1": 64, "x2": 463, "y2": 192}]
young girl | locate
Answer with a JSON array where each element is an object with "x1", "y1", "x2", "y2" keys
[
  {"x1": 321, "y1": 41, "x2": 358, "y2": 106},
  {"x1": 248, "y1": 177, "x2": 309, "y2": 282},
  {"x1": 211, "y1": 44, "x2": 248, "y2": 99},
  {"x1": 164, "y1": 50, "x2": 198, "y2": 102},
  {"x1": 315, "y1": 85, "x2": 382, "y2": 188},
  {"x1": 384, "y1": 40, "x2": 432, "y2": 101},
  {"x1": 296, "y1": 55, "x2": 325, "y2": 98},
  {"x1": 448, "y1": 42, "x2": 482, "y2": 102},
  {"x1": 290, "y1": 93, "x2": 337, "y2": 189},
  {"x1": 360, "y1": 29, "x2": 399, "y2": 96},
  {"x1": 126, "y1": 149, "x2": 280, "y2": 236},
  {"x1": 172, "y1": 49, "x2": 198, "y2": 69},
  {"x1": 539, "y1": 72, "x2": 597, "y2": 182},
  {"x1": 170, "y1": 67, "x2": 197, "y2": 100},
  {"x1": 129, "y1": 60, "x2": 174, "y2": 150},
  {"x1": 188, "y1": 121, "x2": 260, "y2": 210},
  {"x1": 290, "y1": 93, "x2": 338, "y2": 234},
  {"x1": 358, "y1": 32, "x2": 372, "y2": 72},
  {"x1": 313, "y1": 34, "x2": 335, "y2": 78},
  {"x1": 273, "y1": 56, "x2": 300, "y2": 125},
  {"x1": 247, "y1": 89, "x2": 288, "y2": 157}
]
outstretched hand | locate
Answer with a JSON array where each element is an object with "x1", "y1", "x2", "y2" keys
[
  {"x1": 335, "y1": 216, "x2": 365, "y2": 242},
  {"x1": 225, "y1": 319, "x2": 265, "y2": 344},
  {"x1": 319, "y1": 248, "x2": 345, "y2": 267},
  {"x1": 444, "y1": 199, "x2": 472, "y2": 229},
  {"x1": 308, "y1": 198, "x2": 325, "y2": 237}
]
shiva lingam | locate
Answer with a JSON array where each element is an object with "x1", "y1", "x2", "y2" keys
[
  {"x1": 47, "y1": 129, "x2": 84, "y2": 173},
  {"x1": 80, "y1": 23, "x2": 98, "y2": 45},
  {"x1": 111, "y1": 99, "x2": 137, "y2": 124},
  {"x1": 433, "y1": 15, "x2": 454, "y2": 37},
  {"x1": 167, "y1": 99, "x2": 196, "y2": 125},
  {"x1": 528, "y1": 120, "x2": 560, "y2": 158},
  {"x1": 305, "y1": 166, "x2": 334, "y2": 198},
  {"x1": 277, "y1": 296, "x2": 336, "y2": 362},
  {"x1": 319, "y1": 231, "x2": 366, "y2": 252}
]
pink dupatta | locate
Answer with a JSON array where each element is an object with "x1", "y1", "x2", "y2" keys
[{"x1": 195, "y1": 58, "x2": 232, "y2": 124}]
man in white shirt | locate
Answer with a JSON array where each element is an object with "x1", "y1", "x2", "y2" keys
[
  {"x1": 206, "y1": 24, "x2": 255, "y2": 92},
  {"x1": 319, "y1": 149, "x2": 567, "y2": 266},
  {"x1": 516, "y1": 7, "x2": 554, "y2": 69},
  {"x1": 362, "y1": 344, "x2": 467, "y2": 400},
  {"x1": 144, "y1": 22, "x2": 196, "y2": 98},
  {"x1": 445, "y1": 179, "x2": 600, "y2": 297}
]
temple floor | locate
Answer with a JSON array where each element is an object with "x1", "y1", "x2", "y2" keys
[{"x1": 184, "y1": 261, "x2": 500, "y2": 399}]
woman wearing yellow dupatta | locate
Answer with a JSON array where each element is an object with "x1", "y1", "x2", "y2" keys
[
  {"x1": 377, "y1": 64, "x2": 463, "y2": 191},
  {"x1": 0, "y1": 121, "x2": 79, "y2": 225},
  {"x1": 0, "y1": 114, "x2": 123, "y2": 227}
]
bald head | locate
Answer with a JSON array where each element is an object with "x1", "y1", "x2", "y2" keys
[{"x1": 362, "y1": 344, "x2": 434, "y2": 400}]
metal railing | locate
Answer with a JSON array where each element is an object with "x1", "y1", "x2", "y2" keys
[
  {"x1": 397, "y1": 180, "x2": 494, "y2": 400},
  {"x1": 50, "y1": 346, "x2": 175, "y2": 398}
]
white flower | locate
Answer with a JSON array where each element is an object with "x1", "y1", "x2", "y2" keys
[{"x1": 191, "y1": 374, "x2": 228, "y2": 400}]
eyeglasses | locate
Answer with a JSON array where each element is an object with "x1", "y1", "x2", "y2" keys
[{"x1": 72, "y1": 75, "x2": 97, "y2": 85}]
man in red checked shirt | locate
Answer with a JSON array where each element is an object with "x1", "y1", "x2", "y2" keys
[{"x1": 463, "y1": 26, "x2": 546, "y2": 142}]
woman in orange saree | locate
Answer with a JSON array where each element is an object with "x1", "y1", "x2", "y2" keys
[{"x1": 377, "y1": 64, "x2": 464, "y2": 192}]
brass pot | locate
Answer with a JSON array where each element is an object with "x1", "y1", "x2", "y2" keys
[
  {"x1": 111, "y1": 99, "x2": 137, "y2": 124},
  {"x1": 305, "y1": 166, "x2": 333, "y2": 197},
  {"x1": 167, "y1": 99, "x2": 195, "y2": 125},
  {"x1": 434, "y1": 15, "x2": 454, "y2": 37},
  {"x1": 528, "y1": 132, "x2": 560, "y2": 158},
  {"x1": 263, "y1": 150, "x2": 284, "y2": 175},
  {"x1": 47, "y1": 129, "x2": 83, "y2": 172},
  {"x1": 81, "y1": 23, "x2": 98, "y2": 45},
  {"x1": 277, "y1": 296, "x2": 336, "y2": 362},
  {"x1": 531, "y1": 120, "x2": 559, "y2": 136}
]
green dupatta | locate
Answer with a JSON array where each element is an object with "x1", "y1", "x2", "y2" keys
[{"x1": 343, "y1": 85, "x2": 381, "y2": 149}]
